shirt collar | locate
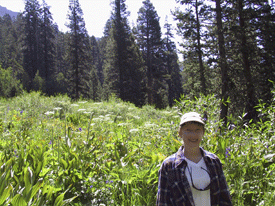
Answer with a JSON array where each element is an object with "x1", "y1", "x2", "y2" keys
[{"x1": 175, "y1": 146, "x2": 212, "y2": 168}]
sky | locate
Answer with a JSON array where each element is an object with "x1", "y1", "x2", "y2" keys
[{"x1": 0, "y1": 0, "x2": 183, "y2": 41}]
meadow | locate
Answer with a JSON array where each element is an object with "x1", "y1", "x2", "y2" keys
[{"x1": 0, "y1": 92, "x2": 274, "y2": 205}]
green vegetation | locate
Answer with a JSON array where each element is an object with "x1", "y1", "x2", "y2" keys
[{"x1": 0, "y1": 92, "x2": 274, "y2": 205}]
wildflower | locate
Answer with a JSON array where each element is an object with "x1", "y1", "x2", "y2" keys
[
  {"x1": 118, "y1": 123, "x2": 130, "y2": 127},
  {"x1": 49, "y1": 140, "x2": 52, "y2": 145},
  {"x1": 106, "y1": 180, "x2": 109, "y2": 184},
  {"x1": 90, "y1": 185, "x2": 93, "y2": 188},
  {"x1": 45, "y1": 111, "x2": 54, "y2": 115},
  {"x1": 225, "y1": 148, "x2": 231, "y2": 158},
  {"x1": 53, "y1": 107, "x2": 62, "y2": 111},
  {"x1": 110, "y1": 180, "x2": 113, "y2": 183},
  {"x1": 129, "y1": 129, "x2": 139, "y2": 133},
  {"x1": 77, "y1": 109, "x2": 86, "y2": 112},
  {"x1": 133, "y1": 115, "x2": 140, "y2": 119},
  {"x1": 79, "y1": 128, "x2": 82, "y2": 132},
  {"x1": 20, "y1": 110, "x2": 23, "y2": 114},
  {"x1": 228, "y1": 124, "x2": 236, "y2": 130},
  {"x1": 93, "y1": 102, "x2": 102, "y2": 105},
  {"x1": 14, "y1": 150, "x2": 18, "y2": 158}
]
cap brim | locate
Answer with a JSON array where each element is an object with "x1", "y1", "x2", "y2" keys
[{"x1": 180, "y1": 118, "x2": 205, "y2": 126}]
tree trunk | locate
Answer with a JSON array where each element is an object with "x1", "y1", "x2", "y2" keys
[
  {"x1": 215, "y1": 0, "x2": 229, "y2": 125},
  {"x1": 238, "y1": 0, "x2": 257, "y2": 121},
  {"x1": 146, "y1": 16, "x2": 153, "y2": 105},
  {"x1": 195, "y1": 0, "x2": 206, "y2": 95}
]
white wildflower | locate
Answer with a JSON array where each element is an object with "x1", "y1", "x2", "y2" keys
[
  {"x1": 104, "y1": 117, "x2": 111, "y2": 121},
  {"x1": 133, "y1": 164, "x2": 139, "y2": 169},
  {"x1": 45, "y1": 111, "x2": 54, "y2": 115},
  {"x1": 53, "y1": 107, "x2": 62, "y2": 111},
  {"x1": 77, "y1": 109, "x2": 86, "y2": 112},
  {"x1": 93, "y1": 102, "x2": 103, "y2": 105},
  {"x1": 92, "y1": 118, "x2": 102, "y2": 122},
  {"x1": 144, "y1": 142, "x2": 151, "y2": 145},
  {"x1": 144, "y1": 122, "x2": 158, "y2": 128},
  {"x1": 118, "y1": 123, "x2": 130, "y2": 127},
  {"x1": 71, "y1": 104, "x2": 79, "y2": 107},
  {"x1": 129, "y1": 129, "x2": 139, "y2": 133}
]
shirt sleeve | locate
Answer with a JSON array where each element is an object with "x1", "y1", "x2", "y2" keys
[
  {"x1": 156, "y1": 162, "x2": 172, "y2": 206},
  {"x1": 216, "y1": 159, "x2": 233, "y2": 206}
]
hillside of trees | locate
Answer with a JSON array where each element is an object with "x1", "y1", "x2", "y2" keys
[{"x1": 0, "y1": 0, "x2": 274, "y2": 124}]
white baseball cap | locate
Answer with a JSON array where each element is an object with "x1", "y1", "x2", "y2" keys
[{"x1": 180, "y1": 112, "x2": 205, "y2": 126}]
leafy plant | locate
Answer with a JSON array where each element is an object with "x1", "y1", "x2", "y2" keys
[{"x1": 0, "y1": 92, "x2": 274, "y2": 205}]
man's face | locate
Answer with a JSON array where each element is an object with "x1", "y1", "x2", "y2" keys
[{"x1": 179, "y1": 122, "x2": 204, "y2": 148}]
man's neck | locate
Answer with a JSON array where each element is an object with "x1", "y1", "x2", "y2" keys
[{"x1": 183, "y1": 147, "x2": 202, "y2": 163}]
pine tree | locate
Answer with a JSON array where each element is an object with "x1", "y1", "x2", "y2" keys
[
  {"x1": 54, "y1": 29, "x2": 70, "y2": 94},
  {"x1": 40, "y1": 0, "x2": 55, "y2": 95},
  {"x1": 220, "y1": 0, "x2": 268, "y2": 120},
  {"x1": 0, "y1": 16, "x2": 3, "y2": 64},
  {"x1": 214, "y1": 0, "x2": 230, "y2": 125},
  {"x1": 66, "y1": 0, "x2": 91, "y2": 99},
  {"x1": 136, "y1": 0, "x2": 165, "y2": 107},
  {"x1": 90, "y1": 36, "x2": 103, "y2": 86},
  {"x1": 22, "y1": 0, "x2": 41, "y2": 91},
  {"x1": 252, "y1": 1, "x2": 275, "y2": 105},
  {"x1": 87, "y1": 36, "x2": 102, "y2": 101},
  {"x1": 237, "y1": 0, "x2": 257, "y2": 120},
  {"x1": 0, "y1": 14, "x2": 22, "y2": 75},
  {"x1": 104, "y1": 0, "x2": 146, "y2": 106},
  {"x1": 0, "y1": 14, "x2": 16, "y2": 69},
  {"x1": 173, "y1": 0, "x2": 209, "y2": 96},
  {"x1": 163, "y1": 19, "x2": 183, "y2": 107}
]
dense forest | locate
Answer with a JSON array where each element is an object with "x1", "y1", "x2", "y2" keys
[{"x1": 0, "y1": 0, "x2": 274, "y2": 124}]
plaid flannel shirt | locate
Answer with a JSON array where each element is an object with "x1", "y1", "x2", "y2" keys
[{"x1": 156, "y1": 146, "x2": 233, "y2": 206}]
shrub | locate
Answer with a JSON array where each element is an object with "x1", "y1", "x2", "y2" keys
[{"x1": 0, "y1": 66, "x2": 23, "y2": 98}]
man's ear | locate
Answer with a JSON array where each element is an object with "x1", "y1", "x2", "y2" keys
[{"x1": 178, "y1": 126, "x2": 183, "y2": 137}]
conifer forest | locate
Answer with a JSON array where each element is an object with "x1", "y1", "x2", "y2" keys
[{"x1": 0, "y1": 0, "x2": 274, "y2": 120}]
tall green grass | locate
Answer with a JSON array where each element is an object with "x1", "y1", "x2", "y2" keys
[{"x1": 0, "y1": 92, "x2": 274, "y2": 205}]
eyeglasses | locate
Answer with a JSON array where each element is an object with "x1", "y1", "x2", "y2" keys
[
  {"x1": 183, "y1": 130, "x2": 203, "y2": 135},
  {"x1": 187, "y1": 166, "x2": 211, "y2": 191}
]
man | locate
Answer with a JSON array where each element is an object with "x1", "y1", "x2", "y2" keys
[{"x1": 156, "y1": 112, "x2": 232, "y2": 206}]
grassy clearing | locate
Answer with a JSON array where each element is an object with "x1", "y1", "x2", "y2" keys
[{"x1": 0, "y1": 92, "x2": 274, "y2": 205}]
